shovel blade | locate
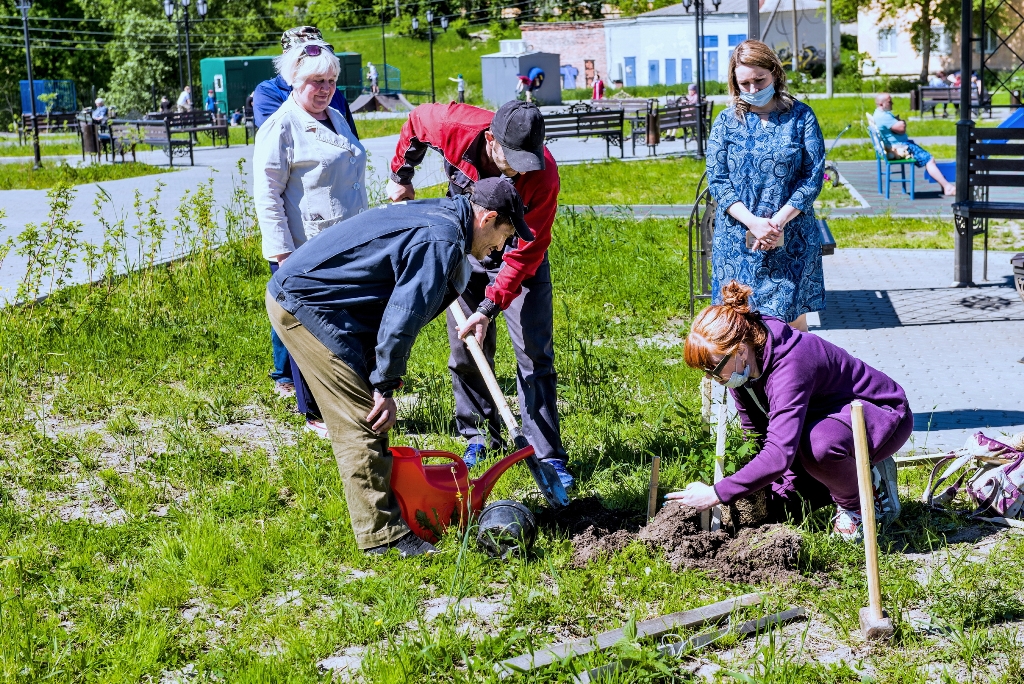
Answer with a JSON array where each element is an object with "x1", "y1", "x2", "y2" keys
[{"x1": 525, "y1": 454, "x2": 569, "y2": 508}]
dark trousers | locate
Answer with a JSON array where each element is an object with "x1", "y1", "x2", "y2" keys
[
  {"x1": 268, "y1": 261, "x2": 320, "y2": 419},
  {"x1": 457, "y1": 91, "x2": 465, "y2": 103},
  {"x1": 770, "y1": 401, "x2": 914, "y2": 513},
  {"x1": 445, "y1": 256, "x2": 567, "y2": 463}
]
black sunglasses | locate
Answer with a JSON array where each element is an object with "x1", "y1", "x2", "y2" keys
[
  {"x1": 298, "y1": 43, "x2": 334, "y2": 57},
  {"x1": 707, "y1": 349, "x2": 737, "y2": 381}
]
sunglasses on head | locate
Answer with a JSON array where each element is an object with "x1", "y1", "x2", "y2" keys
[{"x1": 298, "y1": 43, "x2": 334, "y2": 57}]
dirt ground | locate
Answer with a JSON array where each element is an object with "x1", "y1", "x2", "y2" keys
[{"x1": 543, "y1": 497, "x2": 803, "y2": 584}]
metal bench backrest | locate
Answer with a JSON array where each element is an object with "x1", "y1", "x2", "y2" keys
[
  {"x1": 967, "y1": 128, "x2": 1024, "y2": 188},
  {"x1": 544, "y1": 110, "x2": 623, "y2": 137},
  {"x1": 660, "y1": 104, "x2": 699, "y2": 128},
  {"x1": 140, "y1": 120, "x2": 171, "y2": 143}
]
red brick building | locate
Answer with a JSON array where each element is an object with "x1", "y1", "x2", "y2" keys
[{"x1": 520, "y1": 21, "x2": 608, "y2": 89}]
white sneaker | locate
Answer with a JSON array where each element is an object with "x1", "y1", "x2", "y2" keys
[
  {"x1": 833, "y1": 506, "x2": 864, "y2": 543},
  {"x1": 872, "y1": 457, "x2": 901, "y2": 528},
  {"x1": 305, "y1": 419, "x2": 329, "y2": 439}
]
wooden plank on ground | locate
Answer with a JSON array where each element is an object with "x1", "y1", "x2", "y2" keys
[
  {"x1": 572, "y1": 606, "x2": 806, "y2": 683},
  {"x1": 493, "y1": 593, "x2": 762, "y2": 678}
]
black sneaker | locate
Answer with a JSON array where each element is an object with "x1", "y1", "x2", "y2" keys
[{"x1": 364, "y1": 531, "x2": 437, "y2": 558}]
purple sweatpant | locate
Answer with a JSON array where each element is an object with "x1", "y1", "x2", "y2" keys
[{"x1": 772, "y1": 404, "x2": 915, "y2": 511}]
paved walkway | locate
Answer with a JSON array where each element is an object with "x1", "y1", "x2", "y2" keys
[{"x1": 810, "y1": 248, "x2": 1024, "y2": 453}]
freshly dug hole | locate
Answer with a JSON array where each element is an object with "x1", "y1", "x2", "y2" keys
[{"x1": 565, "y1": 500, "x2": 803, "y2": 583}]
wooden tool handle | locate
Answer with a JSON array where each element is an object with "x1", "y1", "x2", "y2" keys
[
  {"x1": 448, "y1": 301, "x2": 521, "y2": 434},
  {"x1": 852, "y1": 400, "x2": 883, "y2": 621},
  {"x1": 710, "y1": 395, "x2": 727, "y2": 531}
]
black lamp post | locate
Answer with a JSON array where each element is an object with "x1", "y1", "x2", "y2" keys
[
  {"x1": 380, "y1": 0, "x2": 388, "y2": 94},
  {"x1": 426, "y1": 10, "x2": 436, "y2": 102},
  {"x1": 411, "y1": 14, "x2": 435, "y2": 101},
  {"x1": 682, "y1": 0, "x2": 720, "y2": 159},
  {"x1": 165, "y1": 0, "x2": 208, "y2": 109},
  {"x1": 16, "y1": 0, "x2": 41, "y2": 169}
]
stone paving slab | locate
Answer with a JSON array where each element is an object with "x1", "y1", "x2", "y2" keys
[{"x1": 810, "y1": 248, "x2": 1024, "y2": 453}]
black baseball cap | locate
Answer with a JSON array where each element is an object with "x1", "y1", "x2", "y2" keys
[
  {"x1": 470, "y1": 177, "x2": 534, "y2": 242},
  {"x1": 491, "y1": 101, "x2": 546, "y2": 174}
]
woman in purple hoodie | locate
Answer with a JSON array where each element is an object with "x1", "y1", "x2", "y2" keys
[{"x1": 669, "y1": 282, "x2": 914, "y2": 540}]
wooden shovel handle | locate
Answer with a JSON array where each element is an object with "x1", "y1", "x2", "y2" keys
[
  {"x1": 448, "y1": 301, "x2": 521, "y2": 434},
  {"x1": 852, "y1": 400, "x2": 884, "y2": 621}
]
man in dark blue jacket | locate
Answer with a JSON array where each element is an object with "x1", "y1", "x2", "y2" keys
[
  {"x1": 253, "y1": 26, "x2": 358, "y2": 133},
  {"x1": 266, "y1": 178, "x2": 531, "y2": 557}
]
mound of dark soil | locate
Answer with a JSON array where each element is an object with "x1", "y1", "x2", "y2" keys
[{"x1": 562, "y1": 500, "x2": 803, "y2": 583}]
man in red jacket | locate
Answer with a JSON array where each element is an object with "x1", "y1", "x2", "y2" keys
[{"x1": 387, "y1": 100, "x2": 572, "y2": 489}]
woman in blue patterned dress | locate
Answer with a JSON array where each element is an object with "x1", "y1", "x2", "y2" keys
[{"x1": 706, "y1": 40, "x2": 826, "y2": 331}]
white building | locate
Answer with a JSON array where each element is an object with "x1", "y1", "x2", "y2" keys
[
  {"x1": 857, "y1": 7, "x2": 953, "y2": 77},
  {"x1": 603, "y1": 0, "x2": 838, "y2": 86}
]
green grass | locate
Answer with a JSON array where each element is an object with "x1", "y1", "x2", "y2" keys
[
  {"x1": 353, "y1": 116, "x2": 409, "y2": 139},
  {"x1": 0, "y1": 161, "x2": 172, "y2": 190},
  {"x1": 0, "y1": 137, "x2": 83, "y2": 158},
  {"x1": 829, "y1": 215, "x2": 1023, "y2": 251},
  {"x1": 418, "y1": 157, "x2": 856, "y2": 208},
  {"x1": 2, "y1": 176, "x2": 1023, "y2": 681}
]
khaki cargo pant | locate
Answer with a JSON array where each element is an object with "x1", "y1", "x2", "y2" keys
[{"x1": 266, "y1": 292, "x2": 409, "y2": 549}]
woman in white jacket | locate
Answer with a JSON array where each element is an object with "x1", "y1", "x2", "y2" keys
[{"x1": 254, "y1": 40, "x2": 368, "y2": 436}]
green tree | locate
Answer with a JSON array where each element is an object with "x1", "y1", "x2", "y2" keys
[{"x1": 874, "y1": 0, "x2": 961, "y2": 83}]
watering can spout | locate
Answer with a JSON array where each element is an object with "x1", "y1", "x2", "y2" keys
[{"x1": 469, "y1": 445, "x2": 537, "y2": 509}]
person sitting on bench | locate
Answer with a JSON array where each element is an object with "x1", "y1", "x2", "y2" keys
[{"x1": 874, "y1": 93, "x2": 955, "y2": 196}]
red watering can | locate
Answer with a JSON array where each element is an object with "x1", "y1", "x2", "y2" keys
[
  {"x1": 389, "y1": 444, "x2": 538, "y2": 543},
  {"x1": 389, "y1": 302, "x2": 569, "y2": 543}
]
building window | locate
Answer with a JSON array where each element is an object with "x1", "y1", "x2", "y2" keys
[
  {"x1": 728, "y1": 34, "x2": 746, "y2": 47},
  {"x1": 681, "y1": 58, "x2": 693, "y2": 83},
  {"x1": 665, "y1": 58, "x2": 677, "y2": 86},
  {"x1": 703, "y1": 35, "x2": 719, "y2": 49},
  {"x1": 984, "y1": 27, "x2": 1000, "y2": 54},
  {"x1": 878, "y1": 27, "x2": 897, "y2": 56},
  {"x1": 931, "y1": 26, "x2": 951, "y2": 55}
]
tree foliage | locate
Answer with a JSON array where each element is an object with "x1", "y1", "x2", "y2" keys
[{"x1": 873, "y1": 0, "x2": 961, "y2": 82}]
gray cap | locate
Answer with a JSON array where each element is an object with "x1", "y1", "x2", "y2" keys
[{"x1": 491, "y1": 101, "x2": 546, "y2": 174}]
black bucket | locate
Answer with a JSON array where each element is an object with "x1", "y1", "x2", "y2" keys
[{"x1": 476, "y1": 500, "x2": 537, "y2": 559}]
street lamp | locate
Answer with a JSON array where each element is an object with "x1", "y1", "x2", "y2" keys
[
  {"x1": 165, "y1": 0, "x2": 208, "y2": 110},
  {"x1": 440, "y1": 15, "x2": 448, "y2": 31},
  {"x1": 426, "y1": 10, "x2": 436, "y2": 103},
  {"x1": 683, "y1": 0, "x2": 719, "y2": 159},
  {"x1": 16, "y1": 0, "x2": 41, "y2": 168}
]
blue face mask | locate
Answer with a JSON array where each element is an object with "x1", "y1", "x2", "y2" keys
[
  {"x1": 723, "y1": 364, "x2": 751, "y2": 389},
  {"x1": 739, "y1": 82, "x2": 775, "y2": 108}
]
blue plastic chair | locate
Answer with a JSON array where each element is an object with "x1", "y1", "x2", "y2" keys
[{"x1": 867, "y1": 122, "x2": 916, "y2": 200}]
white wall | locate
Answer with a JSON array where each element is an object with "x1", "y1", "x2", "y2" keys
[
  {"x1": 605, "y1": 14, "x2": 750, "y2": 86},
  {"x1": 857, "y1": 8, "x2": 953, "y2": 76},
  {"x1": 760, "y1": 7, "x2": 841, "y2": 66}
]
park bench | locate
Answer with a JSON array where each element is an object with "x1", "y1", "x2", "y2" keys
[
  {"x1": 952, "y1": 127, "x2": 1024, "y2": 262},
  {"x1": 543, "y1": 106, "x2": 624, "y2": 158},
  {"x1": 167, "y1": 111, "x2": 230, "y2": 148},
  {"x1": 20, "y1": 112, "x2": 79, "y2": 134},
  {"x1": 631, "y1": 101, "x2": 715, "y2": 155},
  {"x1": 113, "y1": 119, "x2": 194, "y2": 166},
  {"x1": 915, "y1": 85, "x2": 992, "y2": 118},
  {"x1": 955, "y1": 126, "x2": 1024, "y2": 210}
]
